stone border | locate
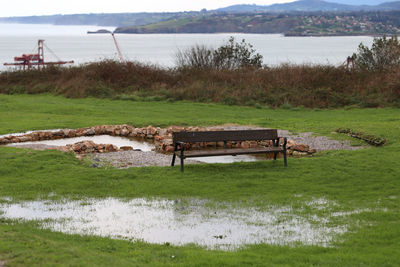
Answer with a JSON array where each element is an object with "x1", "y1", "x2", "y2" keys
[{"x1": 0, "y1": 125, "x2": 317, "y2": 156}]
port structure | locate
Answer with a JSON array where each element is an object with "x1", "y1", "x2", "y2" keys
[
  {"x1": 111, "y1": 33, "x2": 124, "y2": 61},
  {"x1": 4, "y1": 39, "x2": 74, "y2": 70}
]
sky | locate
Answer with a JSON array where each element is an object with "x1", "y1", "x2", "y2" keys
[{"x1": 1, "y1": 0, "x2": 296, "y2": 17}]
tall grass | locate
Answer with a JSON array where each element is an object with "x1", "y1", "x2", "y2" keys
[{"x1": 1, "y1": 60, "x2": 399, "y2": 108}]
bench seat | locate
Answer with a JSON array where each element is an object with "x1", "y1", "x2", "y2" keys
[
  {"x1": 171, "y1": 129, "x2": 287, "y2": 172},
  {"x1": 181, "y1": 147, "x2": 284, "y2": 158}
]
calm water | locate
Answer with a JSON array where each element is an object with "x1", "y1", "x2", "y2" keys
[
  {"x1": 0, "y1": 23, "x2": 374, "y2": 70},
  {"x1": 0, "y1": 197, "x2": 350, "y2": 250}
]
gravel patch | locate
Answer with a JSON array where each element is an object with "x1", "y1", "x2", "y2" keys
[
  {"x1": 209, "y1": 124, "x2": 363, "y2": 151},
  {"x1": 280, "y1": 131, "x2": 362, "y2": 151},
  {"x1": 87, "y1": 150, "x2": 200, "y2": 168}
]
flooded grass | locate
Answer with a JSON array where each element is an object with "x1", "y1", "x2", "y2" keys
[
  {"x1": 0, "y1": 197, "x2": 372, "y2": 250},
  {"x1": 0, "y1": 95, "x2": 399, "y2": 265}
]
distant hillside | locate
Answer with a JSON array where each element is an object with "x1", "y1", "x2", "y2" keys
[
  {"x1": 331, "y1": 0, "x2": 392, "y2": 4},
  {"x1": 0, "y1": 12, "x2": 198, "y2": 27},
  {"x1": 378, "y1": 1, "x2": 400, "y2": 10},
  {"x1": 0, "y1": 0, "x2": 400, "y2": 29},
  {"x1": 2, "y1": 0, "x2": 400, "y2": 28},
  {"x1": 115, "y1": 11, "x2": 400, "y2": 36},
  {"x1": 217, "y1": 0, "x2": 400, "y2": 13}
]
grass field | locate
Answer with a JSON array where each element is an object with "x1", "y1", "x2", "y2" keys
[{"x1": 0, "y1": 94, "x2": 399, "y2": 266}]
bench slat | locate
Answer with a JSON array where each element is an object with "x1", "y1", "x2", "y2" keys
[
  {"x1": 180, "y1": 147, "x2": 284, "y2": 158},
  {"x1": 173, "y1": 129, "x2": 278, "y2": 143}
]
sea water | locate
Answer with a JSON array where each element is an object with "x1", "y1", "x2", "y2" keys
[{"x1": 0, "y1": 23, "x2": 374, "y2": 70}]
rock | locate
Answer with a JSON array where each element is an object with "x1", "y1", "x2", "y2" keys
[
  {"x1": 249, "y1": 141, "x2": 258, "y2": 148},
  {"x1": 292, "y1": 144, "x2": 309, "y2": 152},
  {"x1": 165, "y1": 145, "x2": 175, "y2": 152},
  {"x1": 159, "y1": 129, "x2": 168, "y2": 136},
  {"x1": 241, "y1": 142, "x2": 249, "y2": 149},
  {"x1": 120, "y1": 146, "x2": 133, "y2": 151},
  {"x1": 292, "y1": 151, "x2": 301, "y2": 157},
  {"x1": 0, "y1": 138, "x2": 10, "y2": 145},
  {"x1": 104, "y1": 125, "x2": 115, "y2": 135},
  {"x1": 292, "y1": 151, "x2": 308, "y2": 157},
  {"x1": 75, "y1": 129, "x2": 85, "y2": 137},
  {"x1": 61, "y1": 129, "x2": 70, "y2": 137},
  {"x1": 163, "y1": 138, "x2": 173, "y2": 146},
  {"x1": 105, "y1": 144, "x2": 118, "y2": 152},
  {"x1": 68, "y1": 130, "x2": 76, "y2": 138},
  {"x1": 94, "y1": 126, "x2": 104, "y2": 135},
  {"x1": 31, "y1": 132, "x2": 40, "y2": 141},
  {"x1": 120, "y1": 128, "x2": 130, "y2": 136},
  {"x1": 53, "y1": 131, "x2": 64, "y2": 137},
  {"x1": 84, "y1": 128, "x2": 96, "y2": 136},
  {"x1": 18, "y1": 136, "x2": 32, "y2": 142}
]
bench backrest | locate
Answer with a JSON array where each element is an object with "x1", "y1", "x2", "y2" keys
[{"x1": 173, "y1": 129, "x2": 278, "y2": 143}]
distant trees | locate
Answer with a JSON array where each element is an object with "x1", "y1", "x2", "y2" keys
[
  {"x1": 353, "y1": 36, "x2": 400, "y2": 71},
  {"x1": 176, "y1": 37, "x2": 263, "y2": 70}
]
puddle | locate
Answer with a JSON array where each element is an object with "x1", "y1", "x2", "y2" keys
[
  {"x1": 7, "y1": 135, "x2": 154, "y2": 152},
  {"x1": 191, "y1": 154, "x2": 273, "y2": 164},
  {"x1": 0, "y1": 129, "x2": 62, "y2": 138},
  {"x1": 0, "y1": 197, "x2": 352, "y2": 250}
]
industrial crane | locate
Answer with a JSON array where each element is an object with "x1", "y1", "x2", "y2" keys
[
  {"x1": 3, "y1": 39, "x2": 74, "y2": 70},
  {"x1": 111, "y1": 33, "x2": 124, "y2": 61}
]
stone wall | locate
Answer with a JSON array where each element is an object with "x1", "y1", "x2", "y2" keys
[{"x1": 0, "y1": 125, "x2": 316, "y2": 156}]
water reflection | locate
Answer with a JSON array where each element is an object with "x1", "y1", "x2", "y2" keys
[
  {"x1": 7, "y1": 135, "x2": 154, "y2": 151},
  {"x1": 0, "y1": 197, "x2": 348, "y2": 250}
]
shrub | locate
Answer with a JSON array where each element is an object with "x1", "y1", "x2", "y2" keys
[
  {"x1": 213, "y1": 37, "x2": 263, "y2": 70},
  {"x1": 176, "y1": 37, "x2": 263, "y2": 70},
  {"x1": 353, "y1": 36, "x2": 400, "y2": 71},
  {"x1": 176, "y1": 45, "x2": 214, "y2": 69}
]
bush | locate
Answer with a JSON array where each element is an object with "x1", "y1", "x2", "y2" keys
[
  {"x1": 176, "y1": 37, "x2": 263, "y2": 70},
  {"x1": 213, "y1": 37, "x2": 263, "y2": 70},
  {"x1": 176, "y1": 45, "x2": 214, "y2": 70},
  {"x1": 353, "y1": 36, "x2": 400, "y2": 71}
]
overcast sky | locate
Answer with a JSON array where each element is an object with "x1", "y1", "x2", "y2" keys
[{"x1": 1, "y1": 0, "x2": 296, "y2": 17}]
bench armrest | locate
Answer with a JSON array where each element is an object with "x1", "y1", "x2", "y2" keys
[
  {"x1": 279, "y1": 137, "x2": 287, "y2": 148},
  {"x1": 174, "y1": 141, "x2": 185, "y2": 152}
]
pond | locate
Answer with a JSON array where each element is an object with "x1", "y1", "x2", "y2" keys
[
  {"x1": 0, "y1": 197, "x2": 351, "y2": 250},
  {"x1": 6, "y1": 133, "x2": 275, "y2": 164},
  {"x1": 7, "y1": 134, "x2": 154, "y2": 152}
]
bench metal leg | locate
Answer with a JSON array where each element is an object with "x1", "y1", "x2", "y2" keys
[
  {"x1": 171, "y1": 153, "x2": 176, "y2": 166},
  {"x1": 273, "y1": 152, "x2": 277, "y2": 160},
  {"x1": 180, "y1": 157, "x2": 184, "y2": 172},
  {"x1": 283, "y1": 151, "x2": 287, "y2": 167}
]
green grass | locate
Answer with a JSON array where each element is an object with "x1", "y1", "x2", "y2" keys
[{"x1": 0, "y1": 94, "x2": 399, "y2": 266}]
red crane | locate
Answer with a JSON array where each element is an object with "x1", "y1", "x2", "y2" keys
[
  {"x1": 4, "y1": 39, "x2": 74, "y2": 70},
  {"x1": 111, "y1": 33, "x2": 124, "y2": 61}
]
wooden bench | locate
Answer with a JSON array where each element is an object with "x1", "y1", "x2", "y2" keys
[{"x1": 171, "y1": 129, "x2": 287, "y2": 172}]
